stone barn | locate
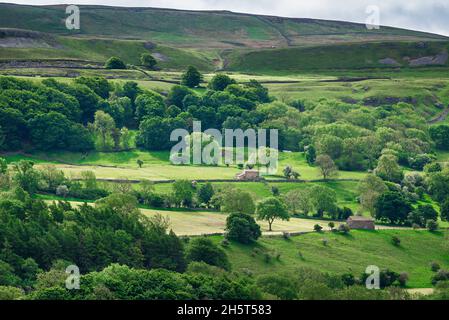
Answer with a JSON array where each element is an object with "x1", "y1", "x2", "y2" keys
[
  {"x1": 347, "y1": 216, "x2": 375, "y2": 230},
  {"x1": 235, "y1": 170, "x2": 260, "y2": 181}
]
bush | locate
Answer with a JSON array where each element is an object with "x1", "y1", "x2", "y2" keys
[
  {"x1": 282, "y1": 232, "x2": 291, "y2": 240},
  {"x1": 314, "y1": 224, "x2": 323, "y2": 232},
  {"x1": 391, "y1": 236, "x2": 401, "y2": 246},
  {"x1": 225, "y1": 212, "x2": 261, "y2": 244},
  {"x1": 398, "y1": 272, "x2": 409, "y2": 287},
  {"x1": 432, "y1": 269, "x2": 449, "y2": 286},
  {"x1": 427, "y1": 219, "x2": 439, "y2": 232},
  {"x1": 341, "y1": 273, "x2": 356, "y2": 286},
  {"x1": 105, "y1": 56, "x2": 126, "y2": 69},
  {"x1": 140, "y1": 53, "x2": 157, "y2": 70},
  {"x1": 338, "y1": 224, "x2": 351, "y2": 234},
  {"x1": 256, "y1": 274, "x2": 298, "y2": 300},
  {"x1": 186, "y1": 237, "x2": 231, "y2": 271},
  {"x1": 431, "y1": 261, "x2": 441, "y2": 272},
  {"x1": 337, "y1": 207, "x2": 353, "y2": 220},
  {"x1": 220, "y1": 239, "x2": 229, "y2": 247}
]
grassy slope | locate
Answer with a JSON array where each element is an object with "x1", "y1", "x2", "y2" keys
[
  {"x1": 0, "y1": 37, "x2": 216, "y2": 71},
  {"x1": 0, "y1": 3, "x2": 444, "y2": 48},
  {"x1": 2, "y1": 150, "x2": 366, "y2": 181},
  {"x1": 210, "y1": 230, "x2": 449, "y2": 288},
  {"x1": 226, "y1": 41, "x2": 449, "y2": 73}
]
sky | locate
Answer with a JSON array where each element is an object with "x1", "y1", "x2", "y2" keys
[{"x1": 4, "y1": 0, "x2": 449, "y2": 36}]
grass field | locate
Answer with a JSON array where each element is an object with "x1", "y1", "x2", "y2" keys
[
  {"x1": 3, "y1": 150, "x2": 368, "y2": 181},
  {"x1": 209, "y1": 229, "x2": 449, "y2": 288}
]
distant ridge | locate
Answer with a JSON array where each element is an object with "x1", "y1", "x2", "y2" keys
[{"x1": 0, "y1": 3, "x2": 447, "y2": 49}]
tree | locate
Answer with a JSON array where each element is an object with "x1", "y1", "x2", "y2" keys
[
  {"x1": 181, "y1": 66, "x2": 202, "y2": 88},
  {"x1": 136, "y1": 116, "x2": 187, "y2": 151},
  {"x1": 310, "y1": 185, "x2": 337, "y2": 218},
  {"x1": 111, "y1": 127, "x2": 121, "y2": 151},
  {"x1": 256, "y1": 197, "x2": 289, "y2": 231},
  {"x1": 12, "y1": 160, "x2": 40, "y2": 194},
  {"x1": 0, "y1": 157, "x2": 7, "y2": 175},
  {"x1": 137, "y1": 159, "x2": 144, "y2": 168},
  {"x1": 441, "y1": 199, "x2": 449, "y2": 221},
  {"x1": 358, "y1": 175, "x2": 388, "y2": 216},
  {"x1": 408, "y1": 204, "x2": 438, "y2": 227},
  {"x1": 122, "y1": 81, "x2": 142, "y2": 105},
  {"x1": 105, "y1": 56, "x2": 127, "y2": 69},
  {"x1": 140, "y1": 53, "x2": 157, "y2": 70},
  {"x1": 166, "y1": 85, "x2": 194, "y2": 109},
  {"x1": 28, "y1": 112, "x2": 75, "y2": 151},
  {"x1": 374, "y1": 192, "x2": 413, "y2": 225},
  {"x1": 186, "y1": 237, "x2": 230, "y2": 270},
  {"x1": 135, "y1": 91, "x2": 166, "y2": 122},
  {"x1": 315, "y1": 135, "x2": 343, "y2": 159},
  {"x1": 225, "y1": 212, "x2": 261, "y2": 244},
  {"x1": 314, "y1": 224, "x2": 323, "y2": 232},
  {"x1": 427, "y1": 219, "x2": 439, "y2": 232},
  {"x1": 305, "y1": 145, "x2": 316, "y2": 165},
  {"x1": 429, "y1": 125, "x2": 449, "y2": 150},
  {"x1": 328, "y1": 222, "x2": 335, "y2": 231},
  {"x1": 208, "y1": 74, "x2": 236, "y2": 91},
  {"x1": 172, "y1": 180, "x2": 194, "y2": 207},
  {"x1": 283, "y1": 189, "x2": 313, "y2": 215},
  {"x1": 374, "y1": 154, "x2": 403, "y2": 183},
  {"x1": 120, "y1": 127, "x2": 132, "y2": 150},
  {"x1": 315, "y1": 154, "x2": 338, "y2": 180},
  {"x1": 214, "y1": 187, "x2": 255, "y2": 215},
  {"x1": 197, "y1": 183, "x2": 214, "y2": 206},
  {"x1": 427, "y1": 169, "x2": 449, "y2": 203},
  {"x1": 93, "y1": 110, "x2": 116, "y2": 150},
  {"x1": 75, "y1": 76, "x2": 111, "y2": 99},
  {"x1": 0, "y1": 286, "x2": 24, "y2": 300},
  {"x1": 256, "y1": 274, "x2": 298, "y2": 300}
]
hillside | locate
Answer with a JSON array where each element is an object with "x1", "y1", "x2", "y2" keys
[
  {"x1": 0, "y1": 3, "x2": 447, "y2": 49},
  {"x1": 0, "y1": 4, "x2": 449, "y2": 73}
]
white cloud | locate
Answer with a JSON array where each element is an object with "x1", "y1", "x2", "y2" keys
[{"x1": 6, "y1": 0, "x2": 449, "y2": 36}]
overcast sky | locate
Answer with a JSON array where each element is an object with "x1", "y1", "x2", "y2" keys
[{"x1": 4, "y1": 0, "x2": 449, "y2": 36}]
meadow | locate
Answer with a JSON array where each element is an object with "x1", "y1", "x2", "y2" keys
[{"x1": 210, "y1": 229, "x2": 449, "y2": 288}]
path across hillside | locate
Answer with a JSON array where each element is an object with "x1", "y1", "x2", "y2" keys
[{"x1": 428, "y1": 107, "x2": 449, "y2": 124}]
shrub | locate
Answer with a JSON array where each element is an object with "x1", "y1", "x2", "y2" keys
[
  {"x1": 314, "y1": 224, "x2": 323, "y2": 232},
  {"x1": 337, "y1": 207, "x2": 353, "y2": 220},
  {"x1": 328, "y1": 222, "x2": 335, "y2": 231},
  {"x1": 55, "y1": 185, "x2": 69, "y2": 198},
  {"x1": 220, "y1": 239, "x2": 229, "y2": 247},
  {"x1": 398, "y1": 272, "x2": 409, "y2": 287},
  {"x1": 105, "y1": 56, "x2": 126, "y2": 69},
  {"x1": 341, "y1": 273, "x2": 356, "y2": 286},
  {"x1": 432, "y1": 269, "x2": 449, "y2": 286},
  {"x1": 140, "y1": 53, "x2": 157, "y2": 69},
  {"x1": 338, "y1": 224, "x2": 351, "y2": 234},
  {"x1": 256, "y1": 274, "x2": 298, "y2": 300},
  {"x1": 427, "y1": 219, "x2": 439, "y2": 232},
  {"x1": 225, "y1": 212, "x2": 261, "y2": 244},
  {"x1": 391, "y1": 236, "x2": 401, "y2": 246},
  {"x1": 186, "y1": 237, "x2": 231, "y2": 271},
  {"x1": 430, "y1": 261, "x2": 441, "y2": 272}
]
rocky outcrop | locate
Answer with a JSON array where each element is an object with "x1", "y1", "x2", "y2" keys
[{"x1": 409, "y1": 52, "x2": 448, "y2": 66}]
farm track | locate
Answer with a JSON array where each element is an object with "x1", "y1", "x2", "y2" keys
[{"x1": 428, "y1": 107, "x2": 449, "y2": 124}]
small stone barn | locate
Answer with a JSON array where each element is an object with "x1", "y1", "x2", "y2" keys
[
  {"x1": 347, "y1": 216, "x2": 375, "y2": 230},
  {"x1": 235, "y1": 170, "x2": 260, "y2": 181}
]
